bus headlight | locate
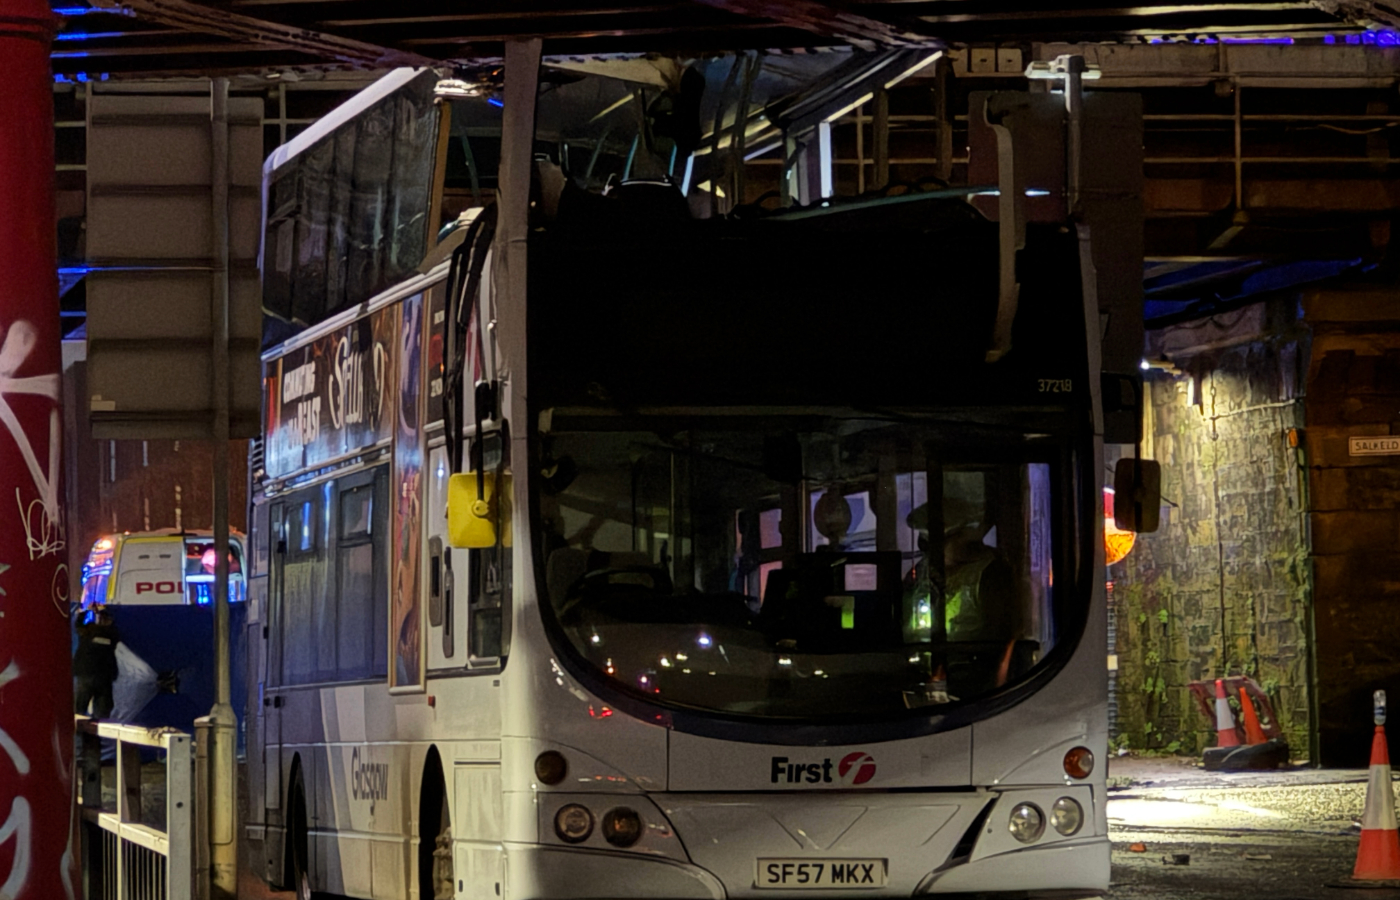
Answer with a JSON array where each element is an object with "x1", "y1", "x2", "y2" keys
[
  {"x1": 602, "y1": 807, "x2": 642, "y2": 847},
  {"x1": 1051, "y1": 797, "x2": 1084, "y2": 836},
  {"x1": 1007, "y1": 803, "x2": 1045, "y2": 844},
  {"x1": 554, "y1": 804, "x2": 593, "y2": 843}
]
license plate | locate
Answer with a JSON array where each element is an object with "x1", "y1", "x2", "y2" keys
[{"x1": 756, "y1": 859, "x2": 887, "y2": 889}]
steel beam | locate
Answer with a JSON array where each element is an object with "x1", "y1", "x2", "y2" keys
[
  {"x1": 315, "y1": 3, "x2": 687, "y2": 27},
  {"x1": 87, "y1": 0, "x2": 436, "y2": 68},
  {"x1": 687, "y1": 0, "x2": 935, "y2": 46}
]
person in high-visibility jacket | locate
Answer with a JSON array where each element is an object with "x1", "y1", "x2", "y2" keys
[{"x1": 941, "y1": 526, "x2": 1019, "y2": 643}]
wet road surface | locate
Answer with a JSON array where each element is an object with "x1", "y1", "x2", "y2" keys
[{"x1": 1106, "y1": 758, "x2": 1400, "y2": 900}]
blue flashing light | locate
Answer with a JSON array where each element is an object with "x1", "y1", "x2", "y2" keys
[
  {"x1": 487, "y1": 97, "x2": 504, "y2": 108},
  {"x1": 1347, "y1": 33, "x2": 1362, "y2": 44},
  {"x1": 1376, "y1": 30, "x2": 1400, "y2": 46},
  {"x1": 53, "y1": 6, "x2": 97, "y2": 14},
  {"x1": 76, "y1": 72, "x2": 87, "y2": 82},
  {"x1": 58, "y1": 266, "x2": 95, "y2": 276},
  {"x1": 1222, "y1": 36, "x2": 1293, "y2": 44}
]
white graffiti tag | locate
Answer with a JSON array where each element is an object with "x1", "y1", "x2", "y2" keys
[
  {"x1": 0, "y1": 321, "x2": 62, "y2": 560},
  {"x1": 50, "y1": 564, "x2": 69, "y2": 618},
  {"x1": 0, "y1": 662, "x2": 29, "y2": 775},
  {"x1": 0, "y1": 796, "x2": 31, "y2": 900},
  {"x1": 0, "y1": 661, "x2": 32, "y2": 900},
  {"x1": 51, "y1": 728, "x2": 76, "y2": 900}
]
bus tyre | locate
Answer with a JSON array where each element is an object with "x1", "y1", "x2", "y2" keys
[
  {"x1": 433, "y1": 825, "x2": 454, "y2": 900},
  {"x1": 287, "y1": 769, "x2": 312, "y2": 900},
  {"x1": 420, "y1": 753, "x2": 453, "y2": 900}
]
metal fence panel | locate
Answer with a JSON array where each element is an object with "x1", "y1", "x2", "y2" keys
[{"x1": 77, "y1": 718, "x2": 194, "y2": 900}]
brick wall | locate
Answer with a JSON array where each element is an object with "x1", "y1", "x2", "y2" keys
[
  {"x1": 64, "y1": 356, "x2": 249, "y2": 587},
  {"x1": 1304, "y1": 286, "x2": 1400, "y2": 765},
  {"x1": 1112, "y1": 299, "x2": 1312, "y2": 756}
]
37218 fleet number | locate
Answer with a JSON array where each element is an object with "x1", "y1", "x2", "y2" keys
[{"x1": 1038, "y1": 379, "x2": 1073, "y2": 393}]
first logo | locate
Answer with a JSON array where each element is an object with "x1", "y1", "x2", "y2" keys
[{"x1": 838, "y1": 752, "x2": 876, "y2": 785}]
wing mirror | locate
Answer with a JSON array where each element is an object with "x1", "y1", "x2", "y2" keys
[{"x1": 447, "y1": 471, "x2": 512, "y2": 549}]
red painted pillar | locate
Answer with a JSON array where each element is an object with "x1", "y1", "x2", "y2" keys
[{"x1": 0, "y1": 3, "x2": 76, "y2": 899}]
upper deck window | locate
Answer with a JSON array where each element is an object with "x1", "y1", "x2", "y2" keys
[{"x1": 262, "y1": 71, "x2": 439, "y2": 331}]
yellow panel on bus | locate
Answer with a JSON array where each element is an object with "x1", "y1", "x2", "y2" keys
[{"x1": 447, "y1": 471, "x2": 511, "y2": 549}]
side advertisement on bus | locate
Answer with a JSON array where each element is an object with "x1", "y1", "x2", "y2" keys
[{"x1": 263, "y1": 306, "x2": 397, "y2": 479}]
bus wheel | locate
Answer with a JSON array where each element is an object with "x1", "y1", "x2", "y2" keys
[
  {"x1": 432, "y1": 817, "x2": 454, "y2": 900},
  {"x1": 287, "y1": 768, "x2": 313, "y2": 900},
  {"x1": 420, "y1": 753, "x2": 453, "y2": 900}
]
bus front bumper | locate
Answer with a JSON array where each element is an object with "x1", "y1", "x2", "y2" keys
[
  {"x1": 502, "y1": 835, "x2": 1107, "y2": 900},
  {"x1": 914, "y1": 835, "x2": 1110, "y2": 898},
  {"x1": 505, "y1": 844, "x2": 727, "y2": 900}
]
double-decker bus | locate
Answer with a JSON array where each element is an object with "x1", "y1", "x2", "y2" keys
[{"x1": 246, "y1": 61, "x2": 1136, "y2": 900}]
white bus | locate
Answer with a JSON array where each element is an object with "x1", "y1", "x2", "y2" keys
[{"x1": 245, "y1": 64, "x2": 1130, "y2": 900}]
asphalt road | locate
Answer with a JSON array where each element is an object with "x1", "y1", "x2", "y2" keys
[{"x1": 1106, "y1": 764, "x2": 1400, "y2": 900}]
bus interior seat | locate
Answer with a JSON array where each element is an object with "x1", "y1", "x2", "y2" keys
[
  {"x1": 547, "y1": 547, "x2": 670, "y2": 611},
  {"x1": 944, "y1": 638, "x2": 1041, "y2": 692},
  {"x1": 759, "y1": 552, "x2": 902, "y2": 651},
  {"x1": 546, "y1": 547, "x2": 589, "y2": 607}
]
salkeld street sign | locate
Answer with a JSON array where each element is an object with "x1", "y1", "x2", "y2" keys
[{"x1": 1350, "y1": 436, "x2": 1400, "y2": 456}]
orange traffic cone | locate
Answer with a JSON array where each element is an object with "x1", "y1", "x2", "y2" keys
[
  {"x1": 1354, "y1": 721, "x2": 1400, "y2": 879},
  {"x1": 1239, "y1": 687, "x2": 1268, "y2": 745},
  {"x1": 1214, "y1": 678, "x2": 1240, "y2": 748}
]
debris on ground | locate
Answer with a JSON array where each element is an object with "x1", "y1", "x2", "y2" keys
[
  {"x1": 1129, "y1": 842, "x2": 1148, "y2": 852},
  {"x1": 1160, "y1": 854, "x2": 1191, "y2": 866}
]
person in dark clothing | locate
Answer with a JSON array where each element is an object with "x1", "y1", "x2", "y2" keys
[{"x1": 74, "y1": 605, "x2": 120, "y2": 718}]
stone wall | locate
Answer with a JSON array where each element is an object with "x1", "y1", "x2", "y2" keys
[
  {"x1": 1304, "y1": 286, "x2": 1400, "y2": 765},
  {"x1": 1112, "y1": 299, "x2": 1313, "y2": 756}
]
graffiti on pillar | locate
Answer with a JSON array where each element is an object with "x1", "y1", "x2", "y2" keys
[
  {"x1": 51, "y1": 724, "x2": 76, "y2": 900},
  {"x1": 49, "y1": 564, "x2": 67, "y2": 617},
  {"x1": 0, "y1": 662, "x2": 29, "y2": 775},
  {"x1": 0, "y1": 796, "x2": 32, "y2": 900},
  {"x1": 0, "y1": 659, "x2": 32, "y2": 900},
  {"x1": 0, "y1": 321, "x2": 63, "y2": 560}
]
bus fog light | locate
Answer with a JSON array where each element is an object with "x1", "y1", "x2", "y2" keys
[
  {"x1": 602, "y1": 807, "x2": 643, "y2": 847},
  {"x1": 1007, "y1": 803, "x2": 1045, "y2": 844},
  {"x1": 1063, "y1": 746, "x2": 1094, "y2": 779},
  {"x1": 554, "y1": 804, "x2": 593, "y2": 843},
  {"x1": 535, "y1": 750, "x2": 568, "y2": 785},
  {"x1": 1051, "y1": 797, "x2": 1083, "y2": 836}
]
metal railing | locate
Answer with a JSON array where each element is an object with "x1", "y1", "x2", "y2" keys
[{"x1": 77, "y1": 717, "x2": 193, "y2": 900}]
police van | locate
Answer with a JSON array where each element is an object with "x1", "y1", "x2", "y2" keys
[{"x1": 78, "y1": 530, "x2": 248, "y2": 736}]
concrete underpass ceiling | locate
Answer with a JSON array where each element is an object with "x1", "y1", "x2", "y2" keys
[{"x1": 45, "y1": 0, "x2": 1397, "y2": 80}]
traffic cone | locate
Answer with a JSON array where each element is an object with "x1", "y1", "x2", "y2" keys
[
  {"x1": 1353, "y1": 725, "x2": 1400, "y2": 880},
  {"x1": 1239, "y1": 687, "x2": 1268, "y2": 745},
  {"x1": 1214, "y1": 678, "x2": 1240, "y2": 748}
]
